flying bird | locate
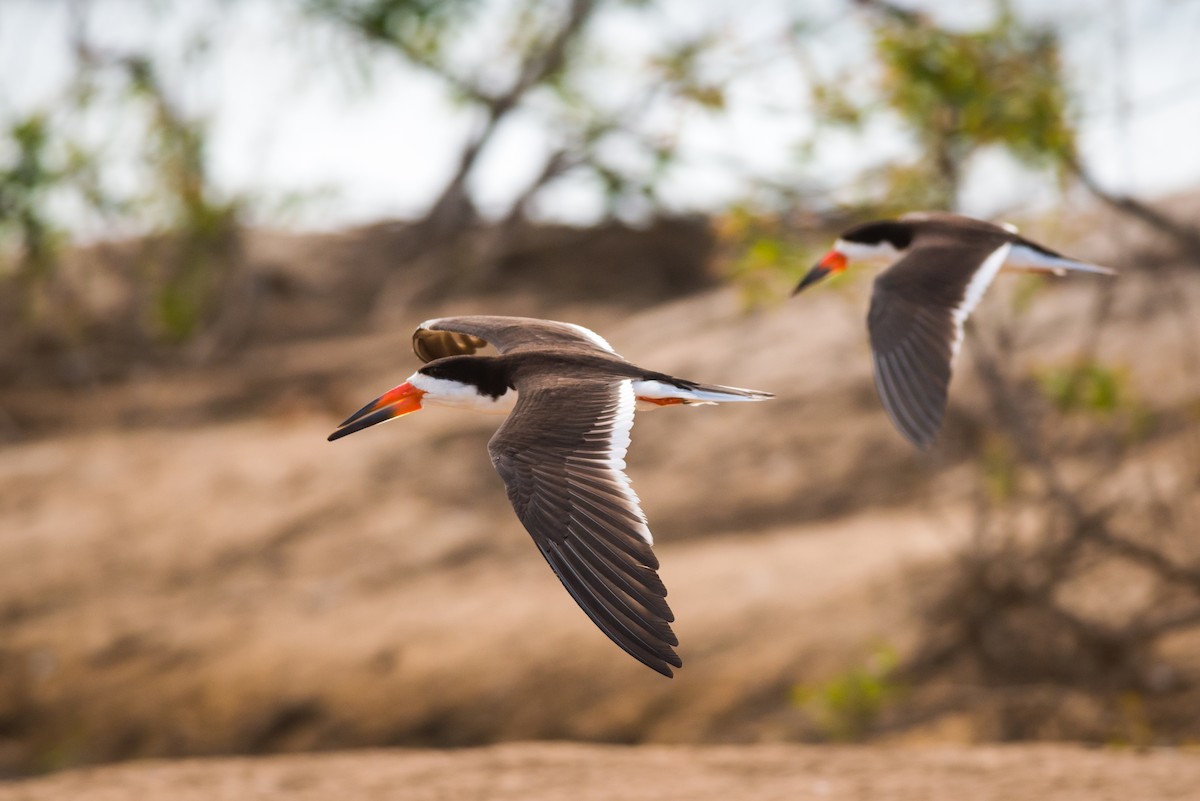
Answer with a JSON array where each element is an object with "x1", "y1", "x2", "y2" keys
[
  {"x1": 794, "y1": 212, "x2": 1115, "y2": 449},
  {"x1": 328, "y1": 315, "x2": 773, "y2": 676}
]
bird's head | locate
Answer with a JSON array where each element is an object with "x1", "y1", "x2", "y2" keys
[
  {"x1": 794, "y1": 220, "x2": 912, "y2": 293},
  {"x1": 328, "y1": 357, "x2": 512, "y2": 441}
]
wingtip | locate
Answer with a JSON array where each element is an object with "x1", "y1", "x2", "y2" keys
[
  {"x1": 910, "y1": 433, "x2": 937, "y2": 451},
  {"x1": 653, "y1": 653, "x2": 683, "y2": 678},
  {"x1": 900, "y1": 413, "x2": 941, "y2": 451},
  {"x1": 893, "y1": 421, "x2": 937, "y2": 451}
]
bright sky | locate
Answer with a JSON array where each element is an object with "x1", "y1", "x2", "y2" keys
[{"x1": 3, "y1": 0, "x2": 1200, "y2": 232}]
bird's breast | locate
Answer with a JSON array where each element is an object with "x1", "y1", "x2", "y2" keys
[{"x1": 429, "y1": 387, "x2": 517, "y2": 415}]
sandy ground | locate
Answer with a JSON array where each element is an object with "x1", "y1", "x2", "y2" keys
[{"x1": 4, "y1": 742, "x2": 1200, "y2": 801}]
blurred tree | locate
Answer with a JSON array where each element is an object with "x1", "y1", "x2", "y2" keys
[
  {"x1": 833, "y1": 0, "x2": 1076, "y2": 211},
  {"x1": 0, "y1": 114, "x2": 67, "y2": 313},
  {"x1": 306, "y1": 0, "x2": 595, "y2": 243},
  {"x1": 718, "y1": 0, "x2": 1082, "y2": 302},
  {"x1": 0, "y1": 0, "x2": 762, "y2": 370},
  {"x1": 119, "y1": 55, "x2": 244, "y2": 346},
  {"x1": 849, "y1": 0, "x2": 1200, "y2": 255},
  {"x1": 3, "y1": 0, "x2": 1198, "y2": 369},
  {"x1": 0, "y1": 0, "x2": 248, "y2": 373},
  {"x1": 720, "y1": 0, "x2": 1200, "y2": 304},
  {"x1": 303, "y1": 0, "x2": 741, "y2": 285},
  {"x1": 0, "y1": 0, "x2": 756, "y2": 371}
]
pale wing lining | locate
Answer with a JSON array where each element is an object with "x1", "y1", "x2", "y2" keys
[
  {"x1": 950, "y1": 242, "x2": 1012, "y2": 356},
  {"x1": 567, "y1": 379, "x2": 652, "y2": 545},
  {"x1": 562, "y1": 321, "x2": 619, "y2": 355}
]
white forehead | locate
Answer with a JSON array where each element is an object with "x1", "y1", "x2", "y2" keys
[
  {"x1": 836, "y1": 238, "x2": 902, "y2": 263},
  {"x1": 408, "y1": 371, "x2": 472, "y2": 396}
]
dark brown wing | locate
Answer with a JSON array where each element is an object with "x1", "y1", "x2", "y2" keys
[
  {"x1": 414, "y1": 316, "x2": 620, "y2": 363},
  {"x1": 868, "y1": 242, "x2": 1012, "y2": 449},
  {"x1": 486, "y1": 375, "x2": 680, "y2": 677}
]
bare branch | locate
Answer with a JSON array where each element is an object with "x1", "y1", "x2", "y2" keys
[
  {"x1": 408, "y1": 0, "x2": 600, "y2": 250},
  {"x1": 1090, "y1": 530, "x2": 1200, "y2": 592},
  {"x1": 1126, "y1": 604, "x2": 1200, "y2": 642},
  {"x1": 850, "y1": 0, "x2": 923, "y2": 25},
  {"x1": 487, "y1": 0, "x2": 599, "y2": 119},
  {"x1": 1066, "y1": 155, "x2": 1200, "y2": 262}
]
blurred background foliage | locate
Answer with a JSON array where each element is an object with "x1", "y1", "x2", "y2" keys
[
  {"x1": 6, "y1": 0, "x2": 1195, "y2": 363},
  {"x1": 861, "y1": 0, "x2": 1076, "y2": 208}
]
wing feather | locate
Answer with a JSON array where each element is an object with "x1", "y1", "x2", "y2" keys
[
  {"x1": 414, "y1": 316, "x2": 620, "y2": 362},
  {"x1": 867, "y1": 242, "x2": 1009, "y2": 448},
  {"x1": 487, "y1": 378, "x2": 680, "y2": 676},
  {"x1": 540, "y1": 547, "x2": 674, "y2": 673},
  {"x1": 891, "y1": 342, "x2": 945, "y2": 423}
]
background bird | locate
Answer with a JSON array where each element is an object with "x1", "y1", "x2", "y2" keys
[
  {"x1": 793, "y1": 212, "x2": 1115, "y2": 449},
  {"x1": 328, "y1": 315, "x2": 773, "y2": 676}
]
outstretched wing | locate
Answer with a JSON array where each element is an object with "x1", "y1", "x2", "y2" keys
[
  {"x1": 414, "y1": 316, "x2": 620, "y2": 363},
  {"x1": 867, "y1": 242, "x2": 1011, "y2": 449},
  {"x1": 486, "y1": 376, "x2": 680, "y2": 677}
]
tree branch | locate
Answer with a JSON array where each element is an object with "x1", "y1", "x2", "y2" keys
[
  {"x1": 488, "y1": 0, "x2": 599, "y2": 120},
  {"x1": 411, "y1": 0, "x2": 600, "y2": 249},
  {"x1": 1090, "y1": 530, "x2": 1200, "y2": 592},
  {"x1": 1066, "y1": 155, "x2": 1200, "y2": 262}
]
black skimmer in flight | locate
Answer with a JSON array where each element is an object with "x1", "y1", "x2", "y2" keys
[
  {"x1": 794, "y1": 212, "x2": 1114, "y2": 449},
  {"x1": 328, "y1": 316, "x2": 773, "y2": 676}
]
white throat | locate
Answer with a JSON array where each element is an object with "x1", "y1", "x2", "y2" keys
[{"x1": 407, "y1": 372, "x2": 517, "y2": 415}]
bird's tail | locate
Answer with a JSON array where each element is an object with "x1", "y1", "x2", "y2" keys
[
  {"x1": 1003, "y1": 243, "x2": 1116, "y2": 277},
  {"x1": 633, "y1": 378, "x2": 773, "y2": 407}
]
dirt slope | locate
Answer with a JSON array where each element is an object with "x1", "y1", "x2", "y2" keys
[{"x1": 1, "y1": 217, "x2": 1198, "y2": 775}]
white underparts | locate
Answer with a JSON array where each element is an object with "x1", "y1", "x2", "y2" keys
[
  {"x1": 406, "y1": 372, "x2": 517, "y2": 414},
  {"x1": 951, "y1": 242, "x2": 1012, "y2": 357},
  {"x1": 583, "y1": 380, "x2": 652, "y2": 545}
]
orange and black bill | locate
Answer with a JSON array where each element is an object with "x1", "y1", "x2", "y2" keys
[
  {"x1": 793, "y1": 250, "x2": 848, "y2": 294},
  {"x1": 327, "y1": 382, "x2": 425, "y2": 441}
]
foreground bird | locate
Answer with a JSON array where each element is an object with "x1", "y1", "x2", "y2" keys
[
  {"x1": 328, "y1": 315, "x2": 773, "y2": 676},
  {"x1": 794, "y1": 212, "x2": 1115, "y2": 449}
]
